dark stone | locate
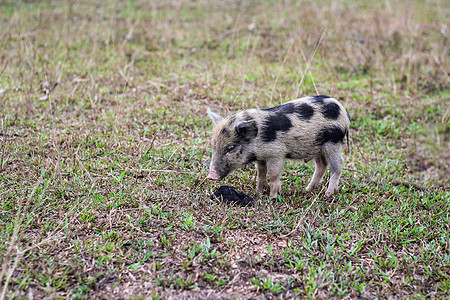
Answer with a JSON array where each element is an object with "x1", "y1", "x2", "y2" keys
[
  {"x1": 295, "y1": 103, "x2": 315, "y2": 120},
  {"x1": 261, "y1": 114, "x2": 293, "y2": 142},
  {"x1": 317, "y1": 126, "x2": 346, "y2": 145},
  {"x1": 210, "y1": 186, "x2": 254, "y2": 207},
  {"x1": 321, "y1": 102, "x2": 340, "y2": 120}
]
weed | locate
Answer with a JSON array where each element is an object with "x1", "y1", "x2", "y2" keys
[{"x1": 252, "y1": 276, "x2": 286, "y2": 294}]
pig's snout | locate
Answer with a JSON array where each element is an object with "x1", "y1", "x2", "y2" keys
[{"x1": 207, "y1": 167, "x2": 221, "y2": 180}]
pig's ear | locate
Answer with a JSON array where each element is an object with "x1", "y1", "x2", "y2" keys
[
  {"x1": 236, "y1": 120, "x2": 258, "y2": 141},
  {"x1": 207, "y1": 108, "x2": 223, "y2": 124}
]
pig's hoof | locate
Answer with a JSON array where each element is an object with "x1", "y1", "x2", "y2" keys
[
  {"x1": 269, "y1": 188, "x2": 281, "y2": 198},
  {"x1": 306, "y1": 183, "x2": 319, "y2": 191},
  {"x1": 269, "y1": 181, "x2": 281, "y2": 198},
  {"x1": 324, "y1": 189, "x2": 337, "y2": 198},
  {"x1": 257, "y1": 183, "x2": 267, "y2": 193}
]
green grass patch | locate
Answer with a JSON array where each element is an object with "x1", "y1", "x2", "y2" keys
[{"x1": 0, "y1": 0, "x2": 448, "y2": 298}]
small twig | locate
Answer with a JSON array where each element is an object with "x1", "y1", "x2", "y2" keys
[
  {"x1": 148, "y1": 132, "x2": 157, "y2": 152},
  {"x1": 309, "y1": 70, "x2": 319, "y2": 95},
  {"x1": 139, "y1": 169, "x2": 196, "y2": 175},
  {"x1": 344, "y1": 168, "x2": 435, "y2": 191},
  {"x1": 0, "y1": 118, "x2": 6, "y2": 171},
  {"x1": 0, "y1": 175, "x2": 43, "y2": 297},
  {"x1": 343, "y1": 167, "x2": 376, "y2": 182},
  {"x1": 328, "y1": 198, "x2": 358, "y2": 226},
  {"x1": 270, "y1": 38, "x2": 294, "y2": 102},
  {"x1": 281, "y1": 185, "x2": 326, "y2": 238},
  {"x1": 0, "y1": 248, "x2": 22, "y2": 300},
  {"x1": 392, "y1": 180, "x2": 431, "y2": 191},
  {"x1": 296, "y1": 31, "x2": 326, "y2": 98}
]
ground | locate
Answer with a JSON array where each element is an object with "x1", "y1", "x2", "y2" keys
[{"x1": 0, "y1": 0, "x2": 449, "y2": 299}]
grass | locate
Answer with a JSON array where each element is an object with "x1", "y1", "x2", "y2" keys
[{"x1": 0, "y1": 0, "x2": 449, "y2": 298}]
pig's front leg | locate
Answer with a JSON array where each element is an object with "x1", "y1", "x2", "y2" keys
[
  {"x1": 256, "y1": 160, "x2": 267, "y2": 192},
  {"x1": 267, "y1": 158, "x2": 285, "y2": 198}
]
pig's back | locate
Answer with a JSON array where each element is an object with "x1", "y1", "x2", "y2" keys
[{"x1": 243, "y1": 95, "x2": 350, "y2": 160}]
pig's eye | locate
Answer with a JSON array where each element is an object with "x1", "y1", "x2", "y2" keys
[{"x1": 226, "y1": 145, "x2": 238, "y2": 153}]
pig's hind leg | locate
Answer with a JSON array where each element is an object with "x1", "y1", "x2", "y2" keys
[
  {"x1": 306, "y1": 153, "x2": 328, "y2": 192},
  {"x1": 322, "y1": 143, "x2": 343, "y2": 197}
]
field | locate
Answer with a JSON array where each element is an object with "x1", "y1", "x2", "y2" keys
[{"x1": 0, "y1": 0, "x2": 449, "y2": 299}]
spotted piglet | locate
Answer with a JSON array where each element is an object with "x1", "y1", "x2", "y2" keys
[{"x1": 206, "y1": 95, "x2": 350, "y2": 198}]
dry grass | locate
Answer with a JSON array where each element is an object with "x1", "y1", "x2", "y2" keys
[{"x1": 0, "y1": 0, "x2": 449, "y2": 299}]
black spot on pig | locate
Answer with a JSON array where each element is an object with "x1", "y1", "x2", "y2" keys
[
  {"x1": 210, "y1": 186, "x2": 254, "y2": 206},
  {"x1": 262, "y1": 102, "x2": 295, "y2": 114},
  {"x1": 322, "y1": 102, "x2": 340, "y2": 120},
  {"x1": 317, "y1": 126, "x2": 346, "y2": 145},
  {"x1": 245, "y1": 152, "x2": 257, "y2": 164},
  {"x1": 261, "y1": 114, "x2": 293, "y2": 142},
  {"x1": 221, "y1": 128, "x2": 230, "y2": 137},
  {"x1": 311, "y1": 95, "x2": 330, "y2": 104},
  {"x1": 295, "y1": 103, "x2": 314, "y2": 120}
]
